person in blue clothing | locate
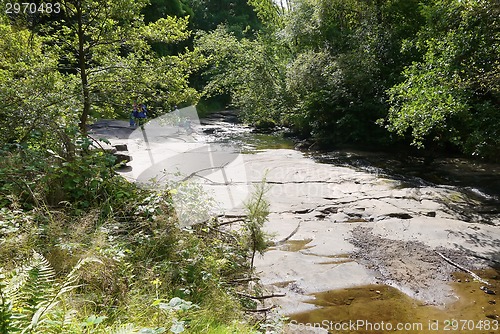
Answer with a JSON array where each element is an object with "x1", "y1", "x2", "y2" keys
[
  {"x1": 130, "y1": 102, "x2": 147, "y2": 128},
  {"x1": 139, "y1": 104, "x2": 147, "y2": 118},
  {"x1": 130, "y1": 102, "x2": 138, "y2": 127}
]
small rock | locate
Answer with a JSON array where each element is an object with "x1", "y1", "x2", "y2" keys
[
  {"x1": 375, "y1": 290, "x2": 381, "y2": 294},
  {"x1": 115, "y1": 153, "x2": 132, "y2": 164},
  {"x1": 488, "y1": 300, "x2": 496, "y2": 305},
  {"x1": 480, "y1": 286, "x2": 496, "y2": 295},
  {"x1": 113, "y1": 144, "x2": 128, "y2": 151},
  {"x1": 485, "y1": 314, "x2": 498, "y2": 320}
]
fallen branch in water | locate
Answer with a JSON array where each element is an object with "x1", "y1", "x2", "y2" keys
[
  {"x1": 236, "y1": 292, "x2": 286, "y2": 300},
  {"x1": 435, "y1": 251, "x2": 490, "y2": 286},
  {"x1": 269, "y1": 222, "x2": 301, "y2": 246}
]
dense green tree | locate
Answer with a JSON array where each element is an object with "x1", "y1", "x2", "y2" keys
[
  {"x1": 198, "y1": 0, "x2": 425, "y2": 145},
  {"x1": 196, "y1": 26, "x2": 287, "y2": 123},
  {"x1": 0, "y1": 17, "x2": 77, "y2": 152},
  {"x1": 384, "y1": 0, "x2": 500, "y2": 159},
  {"x1": 1, "y1": 0, "x2": 204, "y2": 139},
  {"x1": 143, "y1": 0, "x2": 192, "y2": 23},
  {"x1": 186, "y1": 0, "x2": 262, "y2": 36},
  {"x1": 278, "y1": 0, "x2": 426, "y2": 143},
  {"x1": 49, "y1": 0, "x2": 204, "y2": 133}
]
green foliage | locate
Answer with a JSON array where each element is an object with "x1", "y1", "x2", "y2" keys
[
  {"x1": 186, "y1": 0, "x2": 262, "y2": 36},
  {"x1": 1, "y1": 0, "x2": 204, "y2": 140},
  {"x1": 0, "y1": 178, "x2": 258, "y2": 332},
  {"x1": 0, "y1": 252, "x2": 99, "y2": 334},
  {"x1": 143, "y1": 0, "x2": 192, "y2": 23},
  {"x1": 0, "y1": 0, "x2": 274, "y2": 332},
  {"x1": 0, "y1": 21, "x2": 78, "y2": 148},
  {"x1": 198, "y1": 0, "x2": 499, "y2": 159},
  {"x1": 383, "y1": 0, "x2": 500, "y2": 159},
  {"x1": 197, "y1": 0, "x2": 425, "y2": 147},
  {"x1": 248, "y1": 0, "x2": 284, "y2": 30},
  {"x1": 49, "y1": 0, "x2": 204, "y2": 130},
  {"x1": 242, "y1": 178, "x2": 271, "y2": 270},
  {"x1": 0, "y1": 137, "x2": 136, "y2": 212},
  {"x1": 385, "y1": 61, "x2": 469, "y2": 145},
  {"x1": 196, "y1": 26, "x2": 288, "y2": 125}
]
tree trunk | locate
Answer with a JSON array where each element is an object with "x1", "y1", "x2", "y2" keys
[{"x1": 76, "y1": 1, "x2": 90, "y2": 135}]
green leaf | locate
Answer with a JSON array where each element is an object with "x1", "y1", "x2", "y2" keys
[{"x1": 170, "y1": 320, "x2": 185, "y2": 334}]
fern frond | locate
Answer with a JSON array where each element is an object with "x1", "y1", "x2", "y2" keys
[
  {"x1": 105, "y1": 323, "x2": 138, "y2": 334},
  {"x1": 13, "y1": 251, "x2": 56, "y2": 333},
  {"x1": 57, "y1": 257, "x2": 103, "y2": 299},
  {"x1": 28, "y1": 256, "x2": 103, "y2": 333},
  {"x1": 2, "y1": 253, "x2": 103, "y2": 334},
  {"x1": 0, "y1": 270, "x2": 19, "y2": 334}
]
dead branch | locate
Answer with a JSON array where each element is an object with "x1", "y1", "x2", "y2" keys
[
  {"x1": 211, "y1": 227, "x2": 239, "y2": 243},
  {"x1": 228, "y1": 277, "x2": 260, "y2": 283},
  {"x1": 236, "y1": 292, "x2": 286, "y2": 300},
  {"x1": 270, "y1": 222, "x2": 301, "y2": 246},
  {"x1": 216, "y1": 218, "x2": 246, "y2": 227},
  {"x1": 244, "y1": 305, "x2": 276, "y2": 313},
  {"x1": 222, "y1": 214, "x2": 248, "y2": 219},
  {"x1": 435, "y1": 251, "x2": 490, "y2": 285}
]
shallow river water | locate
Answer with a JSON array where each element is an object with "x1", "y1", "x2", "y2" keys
[
  {"x1": 197, "y1": 111, "x2": 500, "y2": 334},
  {"x1": 93, "y1": 111, "x2": 500, "y2": 333}
]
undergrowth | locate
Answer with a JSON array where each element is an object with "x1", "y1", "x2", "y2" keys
[{"x1": 0, "y1": 141, "x2": 277, "y2": 333}]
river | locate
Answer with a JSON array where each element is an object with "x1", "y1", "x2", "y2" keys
[{"x1": 93, "y1": 110, "x2": 500, "y2": 333}]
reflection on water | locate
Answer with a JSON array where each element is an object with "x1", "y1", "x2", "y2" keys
[
  {"x1": 289, "y1": 269, "x2": 499, "y2": 334},
  {"x1": 198, "y1": 111, "x2": 295, "y2": 152}
]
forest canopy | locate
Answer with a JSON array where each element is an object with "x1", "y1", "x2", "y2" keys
[
  {"x1": 1, "y1": 0, "x2": 497, "y2": 160},
  {"x1": 196, "y1": 0, "x2": 500, "y2": 160}
]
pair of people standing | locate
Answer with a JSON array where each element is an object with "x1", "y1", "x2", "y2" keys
[{"x1": 130, "y1": 103, "x2": 147, "y2": 128}]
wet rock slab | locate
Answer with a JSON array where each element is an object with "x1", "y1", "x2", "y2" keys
[
  {"x1": 240, "y1": 150, "x2": 500, "y2": 315},
  {"x1": 92, "y1": 118, "x2": 500, "y2": 319}
]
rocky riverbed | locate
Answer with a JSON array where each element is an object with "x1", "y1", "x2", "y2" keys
[{"x1": 90, "y1": 112, "x2": 500, "y2": 332}]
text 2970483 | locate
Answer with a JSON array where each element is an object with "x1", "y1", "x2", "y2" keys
[{"x1": 5, "y1": 2, "x2": 60, "y2": 14}]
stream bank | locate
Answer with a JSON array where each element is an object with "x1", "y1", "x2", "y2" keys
[{"x1": 90, "y1": 110, "x2": 499, "y2": 333}]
